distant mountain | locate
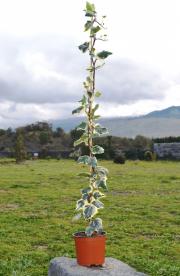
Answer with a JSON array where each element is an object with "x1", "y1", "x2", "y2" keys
[
  {"x1": 51, "y1": 106, "x2": 180, "y2": 138},
  {"x1": 144, "y1": 106, "x2": 180, "y2": 119}
]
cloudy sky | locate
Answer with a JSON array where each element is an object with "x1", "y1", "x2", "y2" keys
[{"x1": 0, "y1": 0, "x2": 180, "y2": 128}]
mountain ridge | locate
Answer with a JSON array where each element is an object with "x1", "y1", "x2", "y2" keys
[
  {"x1": 51, "y1": 106, "x2": 180, "y2": 138},
  {"x1": 143, "y1": 106, "x2": 180, "y2": 119}
]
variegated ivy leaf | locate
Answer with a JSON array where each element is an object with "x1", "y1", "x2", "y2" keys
[
  {"x1": 96, "y1": 166, "x2": 109, "y2": 176},
  {"x1": 92, "y1": 104, "x2": 99, "y2": 115},
  {"x1": 76, "y1": 122, "x2": 87, "y2": 131},
  {"x1": 96, "y1": 179, "x2": 108, "y2": 191},
  {"x1": 86, "y1": 76, "x2": 92, "y2": 85},
  {"x1": 78, "y1": 95, "x2": 87, "y2": 106},
  {"x1": 83, "y1": 204, "x2": 98, "y2": 219},
  {"x1": 94, "y1": 125, "x2": 109, "y2": 136},
  {"x1": 76, "y1": 199, "x2": 85, "y2": 211},
  {"x1": 93, "y1": 191, "x2": 105, "y2": 199},
  {"x1": 89, "y1": 156, "x2": 97, "y2": 167},
  {"x1": 72, "y1": 213, "x2": 81, "y2": 221},
  {"x1": 77, "y1": 155, "x2": 90, "y2": 165},
  {"x1": 90, "y1": 218, "x2": 103, "y2": 231},
  {"x1": 95, "y1": 62, "x2": 105, "y2": 70},
  {"x1": 92, "y1": 200, "x2": 104, "y2": 209},
  {"x1": 86, "y1": 66, "x2": 93, "y2": 72},
  {"x1": 92, "y1": 145, "x2": 104, "y2": 155},
  {"x1": 81, "y1": 186, "x2": 92, "y2": 194},
  {"x1": 82, "y1": 193, "x2": 89, "y2": 200},
  {"x1": 85, "y1": 226, "x2": 95, "y2": 237},
  {"x1": 93, "y1": 115, "x2": 101, "y2": 120},
  {"x1": 74, "y1": 134, "x2": 88, "y2": 147},
  {"x1": 83, "y1": 81, "x2": 88, "y2": 88},
  {"x1": 72, "y1": 106, "x2": 84, "y2": 115}
]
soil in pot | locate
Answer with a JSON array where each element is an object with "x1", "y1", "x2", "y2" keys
[{"x1": 74, "y1": 231, "x2": 106, "y2": 266}]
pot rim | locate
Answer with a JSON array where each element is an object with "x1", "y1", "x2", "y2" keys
[{"x1": 73, "y1": 231, "x2": 106, "y2": 238}]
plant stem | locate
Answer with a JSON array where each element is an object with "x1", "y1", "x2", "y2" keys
[{"x1": 88, "y1": 17, "x2": 97, "y2": 195}]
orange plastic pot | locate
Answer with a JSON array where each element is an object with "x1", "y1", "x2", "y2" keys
[{"x1": 73, "y1": 232, "x2": 106, "y2": 266}]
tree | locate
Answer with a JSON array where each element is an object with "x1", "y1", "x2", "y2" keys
[
  {"x1": 0, "y1": 129, "x2": 6, "y2": 136},
  {"x1": 39, "y1": 131, "x2": 49, "y2": 145},
  {"x1": 54, "y1": 127, "x2": 65, "y2": 138},
  {"x1": 15, "y1": 129, "x2": 27, "y2": 163}
]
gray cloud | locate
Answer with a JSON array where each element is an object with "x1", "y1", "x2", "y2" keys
[
  {"x1": 0, "y1": 34, "x2": 171, "y2": 128},
  {"x1": 97, "y1": 59, "x2": 168, "y2": 104},
  {"x1": 0, "y1": 34, "x2": 168, "y2": 106}
]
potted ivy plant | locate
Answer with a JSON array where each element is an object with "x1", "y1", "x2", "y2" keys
[{"x1": 72, "y1": 2, "x2": 112, "y2": 266}]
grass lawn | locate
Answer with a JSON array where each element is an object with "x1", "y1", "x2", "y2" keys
[{"x1": 0, "y1": 159, "x2": 179, "y2": 276}]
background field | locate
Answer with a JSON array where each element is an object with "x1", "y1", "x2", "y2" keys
[{"x1": 0, "y1": 159, "x2": 179, "y2": 276}]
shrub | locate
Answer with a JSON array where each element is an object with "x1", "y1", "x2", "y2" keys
[
  {"x1": 144, "y1": 150, "x2": 157, "y2": 161},
  {"x1": 114, "y1": 154, "x2": 126, "y2": 164}
]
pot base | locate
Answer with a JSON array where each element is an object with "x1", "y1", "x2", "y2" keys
[{"x1": 74, "y1": 232, "x2": 106, "y2": 266}]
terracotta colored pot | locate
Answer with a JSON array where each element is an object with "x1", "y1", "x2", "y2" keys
[{"x1": 73, "y1": 232, "x2": 106, "y2": 266}]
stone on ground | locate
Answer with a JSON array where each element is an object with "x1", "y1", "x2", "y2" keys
[{"x1": 48, "y1": 257, "x2": 147, "y2": 276}]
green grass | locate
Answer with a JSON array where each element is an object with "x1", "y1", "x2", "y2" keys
[{"x1": 0, "y1": 159, "x2": 179, "y2": 276}]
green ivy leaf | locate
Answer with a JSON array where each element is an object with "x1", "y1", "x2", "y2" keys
[
  {"x1": 77, "y1": 155, "x2": 90, "y2": 165},
  {"x1": 92, "y1": 145, "x2": 104, "y2": 155},
  {"x1": 92, "y1": 200, "x2": 104, "y2": 209},
  {"x1": 76, "y1": 199, "x2": 85, "y2": 211},
  {"x1": 91, "y1": 26, "x2": 101, "y2": 34},
  {"x1": 83, "y1": 204, "x2": 97, "y2": 219},
  {"x1": 72, "y1": 106, "x2": 84, "y2": 115},
  {"x1": 84, "y1": 20, "x2": 93, "y2": 31},
  {"x1": 78, "y1": 42, "x2": 89, "y2": 53},
  {"x1": 76, "y1": 122, "x2": 87, "y2": 131},
  {"x1": 97, "y1": 50, "x2": 112, "y2": 59},
  {"x1": 85, "y1": 11, "x2": 95, "y2": 17},
  {"x1": 95, "y1": 91, "x2": 101, "y2": 97},
  {"x1": 86, "y1": 2, "x2": 95, "y2": 13}
]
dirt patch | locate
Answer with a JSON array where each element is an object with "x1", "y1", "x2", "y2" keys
[
  {"x1": 0, "y1": 189, "x2": 9, "y2": 193},
  {"x1": 34, "y1": 244, "x2": 48, "y2": 251},
  {"x1": 0, "y1": 203, "x2": 19, "y2": 212},
  {"x1": 110, "y1": 190, "x2": 145, "y2": 196}
]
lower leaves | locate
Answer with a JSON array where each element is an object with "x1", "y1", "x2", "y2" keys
[
  {"x1": 83, "y1": 204, "x2": 98, "y2": 219},
  {"x1": 85, "y1": 218, "x2": 103, "y2": 237}
]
